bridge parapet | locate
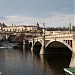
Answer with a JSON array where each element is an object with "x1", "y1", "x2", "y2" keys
[
  {"x1": 47, "y1": 33, "x2": 74, "y2": 37},
  {"x1": 33, "y1": 33, "x2": 74, "y2": 41}
]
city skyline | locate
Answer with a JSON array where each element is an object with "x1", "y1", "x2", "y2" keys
[{"x1": 0, "y1": 0, "x2": 74, "y2": 27}]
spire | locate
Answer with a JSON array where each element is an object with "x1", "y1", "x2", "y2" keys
[
  {"x1": 12, "y1": 24, "x2": 13, "y2": 26},
  {"x1": 36, "y1": 23, "x2": 39, "y2": 29}
]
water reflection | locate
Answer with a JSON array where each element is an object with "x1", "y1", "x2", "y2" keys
[
  {"x1": 0, "y1": 48, "x2": 73, "y2": 75},
  {"x1": 31, "y1": 52, "x2": 71, "y2": 75}
]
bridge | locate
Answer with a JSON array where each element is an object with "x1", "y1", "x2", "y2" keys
[{"x1": 29, "y1": 31, "x2": 75, "y2": 55}]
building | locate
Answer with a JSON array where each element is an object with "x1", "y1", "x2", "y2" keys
[
  {"x1": 0, "y1": 23, "x2": 7, "y2": 31},
  {"x1": 26, "y1": 25, "x2": 38, "y2": 31},
  {"x1": 2, "y1": 24, "x2": 39, "y2": 32},
  {"x1": 3, "y1": 25, "x2": 26, "y2": 32}
]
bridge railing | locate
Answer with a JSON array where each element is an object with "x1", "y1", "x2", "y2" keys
[
  {"x1": 47, "y1": 33, "x2": 73, "y2": 38},
  {"x1": 33, "y1": 33, "x2": 75, "y2": 40}
]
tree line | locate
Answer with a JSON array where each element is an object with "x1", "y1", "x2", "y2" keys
[{"x1": 40, "y1": 26, "x2": 75, "y2": 31}]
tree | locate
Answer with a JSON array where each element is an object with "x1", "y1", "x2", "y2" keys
[{"x1": 72, "y1": 26, "x2": 75, "y2": 31}]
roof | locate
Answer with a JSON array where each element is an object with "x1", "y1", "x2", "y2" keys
[
  {"x1": 0, "y1": 23, "x2": 7, "y2": 27},
  {"x1": 3, "y1": 25, "x2": 38, "y2": 28}
]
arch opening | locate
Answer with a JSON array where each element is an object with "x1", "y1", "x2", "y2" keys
[
  {"x1": 46, "y1": 41, "x2": 72, "y2": 57},
  {"x1": 29, "y1": 42, "x2": 32, "y2": 50},
  {"x1": 34, "y1": 41, "x2": 42, "y2": 54}
]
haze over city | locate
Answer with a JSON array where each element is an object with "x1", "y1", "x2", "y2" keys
[{"x1": 0, "y1": 0, "x2": 74, "y2": 27}]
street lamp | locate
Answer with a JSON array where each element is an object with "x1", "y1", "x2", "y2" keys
[
  {"x1": 43, "y1": 23, "x2": 45, "y2": 53},
  {"x1": 69, "y1": 23, "x2": 71, "y2": 33}
]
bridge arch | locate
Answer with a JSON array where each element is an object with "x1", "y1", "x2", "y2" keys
[
  {"x1": 34, "y1": 41, "x2": 42, "y2": 46},
  {"x1": 33, "y1": 41, "x2": 42, "y2": 53},
  {"x1": 45, "y1": 40, "x2": 72, "y2": 55},
  {"x1": 46, "y1": 40, "x2": 72, "y2": 51}
]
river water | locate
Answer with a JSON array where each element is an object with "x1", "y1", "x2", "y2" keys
[{"x1": 0, "y1": 43, "x2": 74, "y2": 75}]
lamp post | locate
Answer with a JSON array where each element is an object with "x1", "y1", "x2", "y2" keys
[
  {"x1": 42, "y1": 23, "x2": 45, "y2": 54},
  {"x1": 69, "y1": 23, "x2": 71, "y2": 33}
]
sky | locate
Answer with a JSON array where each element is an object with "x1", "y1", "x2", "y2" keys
[{"x1": 0, "y1": 0, "x2": 74, "y2": 27}]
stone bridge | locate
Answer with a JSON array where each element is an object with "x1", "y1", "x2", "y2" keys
[{"x1": 29, "y1": 32, "x2": 75, "y2": 56}]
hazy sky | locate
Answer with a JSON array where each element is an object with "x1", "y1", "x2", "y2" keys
[{"x1": 0, "y1": 0, "x2": 74, "y2": 27}]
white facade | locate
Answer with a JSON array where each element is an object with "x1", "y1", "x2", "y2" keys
[
  {"x1": 3, "y1": 26, "x2": 26, "y2": 32},
  {"x1": 27, "y1": 26, "x2": 37, "y2": 31},
  {"x1": 3, "y1": 25, "x2": 38, "y2": 32}
]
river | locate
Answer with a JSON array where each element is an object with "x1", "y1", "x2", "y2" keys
[{"x1": 0, "y1": 43, "x2": 74, "y2": 75}]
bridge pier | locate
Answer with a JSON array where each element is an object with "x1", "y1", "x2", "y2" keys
[
  {"x1": 40, "y1": 23, "x2": 46, "y2": 54},
  {"x1": 72, "y1": 38, "x2": 75, "y2": 57},
  {"x1": 69, "y1": 37, "x2": 75, "y2": 67},
  {"x1": 69, "y1": 52, "x2": 75, "y2": 67},
  {"x1": 40, "y1": 43, "x2": 45, "y2": 54},
  {"x1": 40, "y1": 35, "x2": 45, "y2": 54},
  {"x1": 31, "y1": 36, "x2": 34, "y2": 54}
]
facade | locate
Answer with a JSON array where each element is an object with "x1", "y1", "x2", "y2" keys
[
  {"x1": 2, "y1": 24, "x2": 39, "y2": 32},
  {"x1": 27, "y1": 26, "x2": 38, "y2": 31},
  {"x1": 3, "y1": 25, "x2": 26, "y2": 32}
]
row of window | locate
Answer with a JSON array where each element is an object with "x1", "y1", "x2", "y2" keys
[{"x1": 2, "y1": 28, "x2": 26, "y2": 32}]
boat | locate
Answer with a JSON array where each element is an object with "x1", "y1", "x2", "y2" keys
[
  {"x1": 0, "y1": 46, "x2": 12, "y2": 49},
  {"x1": 63, "y1": 67, "x2": 75, "y2": 75}
]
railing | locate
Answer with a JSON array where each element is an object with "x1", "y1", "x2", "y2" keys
[{"x1": 34, "y1": 33, "x2": 74, "y2": 40}]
